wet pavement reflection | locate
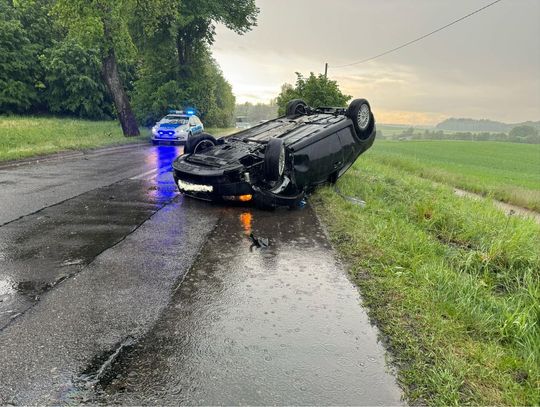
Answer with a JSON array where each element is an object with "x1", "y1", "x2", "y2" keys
[
  {"x1": 1, "y1": 145, "x2": 402, "y2": 404},
  {"x1": 0, "y1": 145, "x2": 182, "y2": 330},
  {"x1": 96, "y1": 206, "x2": 402, "y2": 405}
]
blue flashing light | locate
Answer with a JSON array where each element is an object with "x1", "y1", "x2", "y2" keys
[{"x1": 167, "y1": 107, "x2": 197, "y2": 116}]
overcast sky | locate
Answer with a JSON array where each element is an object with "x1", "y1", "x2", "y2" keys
[{"x1": 212, "y1": 0, "x2": 540, "y2": 125}]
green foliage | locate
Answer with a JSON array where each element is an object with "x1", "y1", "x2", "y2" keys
[
  {"x1": 0, "y1": 9, "x2": 39, "y2": 113},
  {"x1": 509, "y1": 125, "x2": 539, "y2": 143},
  {"x1": 437, "y1": 117, "x2": 540, "y2": 133},
  {"x1": 131, "y1": 51, "x2": 236, "y2": 127},
  {"x1": 52, "y1": 0, "x2": 135, "y2": 59},
  {"x1": 129, "y1": 0, "x2": 255, "y2": 128},
  {"x1": 204, "y1": 62, "x2": 236, "y2": 127},
  {"x1": 235, "y1": 101, "x2": 278, "y2": 123},
  {"x1": 41, "y1": 39, "x2": 113, "y2": 119},
  {"x1": 276, "y1": 72, "x2": 351, "y2": 115},
  {"x1": 0, "y1": 0, "x2": 257, "y2": 130},
  {"x1": 14, "y1": 0, "x2": 61, "y2": 48},
  {"x1": 380, "y1": 127, "x2": 540, "y2": 144}
]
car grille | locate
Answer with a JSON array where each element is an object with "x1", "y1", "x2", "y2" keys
[{"x1": 158, "y1": 130, "x2": 176, "y2": 137}]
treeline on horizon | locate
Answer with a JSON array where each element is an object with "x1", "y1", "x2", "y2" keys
[
  {"x1": 379, "y1": 125, "x2": 540, "y2": 144},
  {"x1": 235, "y1": 101, "x2": 278, "y2": 123},
  {"x1": 0, "y1": 0, "x2": 259, "y2": 131},
  {"x1": 436, "y1": 117, "x2": 540, "y2": 133}
]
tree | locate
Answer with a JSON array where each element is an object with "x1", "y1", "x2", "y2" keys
[
  {"x1": 509, "y1": 125, "x2": 539, "y2": 143},
  {"x1": 276, "y1": 73, "x2": 351, "y2": 115},
  {"x1": 0, "y1": 12, "x2": 39, "y2": 113},
  {"x1": 42, "y1": 39, "x2": 113, "y2": 119},
  {"x1": 235, "y1": 101, "x2": 278, "y2": 123},
  {"x1": 129, "y1": 0, "x2": 257, "y2": 127},
  {"x1": 53, "y1": 0, "x2": 141, "y2": 136},
  {"x1": 173, "y1": 0, "x2": 258, "y2": 76},
  {"x1": 1, "y1": 0, "x2": 257, "y2": 129}
]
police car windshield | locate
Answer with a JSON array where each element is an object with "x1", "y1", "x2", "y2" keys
[{"x1": 164, "y1": 115, "x2": 189, "y2": 124}]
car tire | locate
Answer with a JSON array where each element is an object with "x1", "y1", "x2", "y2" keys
[
  {"x1": 185, "y1": 132, "x2": 217, "y2": 154},
  {"x1": 152, "y1": 140, "x2": 159, "y2": 145},
  {"x1": 286, "y1": 99, "x2": 308, "y2": 118},
  {"x1": 346, "y1": 99, "x2": 374, "y2": 139},
  {"x1": 264, "y1": 138, "x2": 286, "y2": 182}
]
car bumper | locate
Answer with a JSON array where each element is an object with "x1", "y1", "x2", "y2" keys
[
  {"x1": 152, "y1": 131, "x2": 189, "y2": 142},
  {"x1": 173, "y1": 172, "x2": 252, "y2": 196},
  {"x1": 172, "y1": 172, "x2": 303, "y2": 208}
]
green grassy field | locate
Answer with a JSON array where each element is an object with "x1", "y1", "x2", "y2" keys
[
  {"x1": 0, "y1": 116, "x2": 147, "y2": 162},
  {"x1": 0, "y1": 116, "x2": 237, "y2": 162},
  {"x1": 314, "y1": 154, "x2": 540, "y2": 405},
  {"x1": 369, "y1": 140, "x2": 540, "y2": 211}
]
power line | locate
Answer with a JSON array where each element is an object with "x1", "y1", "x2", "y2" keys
[{"x1": 332, "y1": 0, "x2": 503, "y2": 69}]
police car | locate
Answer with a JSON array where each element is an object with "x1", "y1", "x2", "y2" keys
[{"x1": 151, "y1": 110, "x2": 204, "y2": 145}]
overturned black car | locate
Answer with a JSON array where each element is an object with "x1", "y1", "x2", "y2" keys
[{"x1": 172, "y1": 98, "x2": 376, "y2": 208}]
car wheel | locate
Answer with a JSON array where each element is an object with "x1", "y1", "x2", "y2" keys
[
  {"x1": 152, "y1": 140, "x2": 159, "y2": 146},
  {"x1": 264, "y1": 138, "x2": 286, "y2": 182},
  {"x1": 185, "y1": 133, "x2": 217, "y2": 154},
  {"x1": 346, "y1": 99, "x2": 374, "y2": 139},
  {"x1": 285, "y1": 99, "x2": 308, "y2": 118}
]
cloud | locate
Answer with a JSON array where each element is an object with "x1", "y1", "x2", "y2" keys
[{"x1": 212, "y1": 0, "x2": 540, "y2": 124}]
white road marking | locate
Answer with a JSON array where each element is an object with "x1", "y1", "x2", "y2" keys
[
  {"x1": 130, "y1": 166, "x2": 173, "y2": 181},
  {"x1": 130, "y1": 168, "x2": 159, "y2": 180}
]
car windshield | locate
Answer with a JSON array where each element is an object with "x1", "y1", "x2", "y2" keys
[{"x1": 163, "y1": 115, "x2": 189, "y2": 124}]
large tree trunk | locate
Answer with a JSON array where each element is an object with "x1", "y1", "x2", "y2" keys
[{"x1": 102, "y1": 50, "x2": 140, "y2": 137}]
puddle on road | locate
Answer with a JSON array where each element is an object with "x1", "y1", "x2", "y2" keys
[{"x1": 95, "y1": 206, "x2": 402, "y2": 405}]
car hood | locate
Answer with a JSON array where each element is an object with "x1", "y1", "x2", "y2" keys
[{"x1": 157, "y1": 122, "x2": 189, "y2": 130}]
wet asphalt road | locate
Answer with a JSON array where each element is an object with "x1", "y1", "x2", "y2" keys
[{"x1": 0, "y1": 145, "x2": 402, "y2": 405}]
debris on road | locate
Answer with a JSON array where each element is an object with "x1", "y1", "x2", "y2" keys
[{"x1": 249, "y1": 232, "x2": 269, "y2": 248}]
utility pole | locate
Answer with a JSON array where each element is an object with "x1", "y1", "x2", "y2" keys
[{"x1": 324, "y1": 63, "x2": 328, "y2": 78}]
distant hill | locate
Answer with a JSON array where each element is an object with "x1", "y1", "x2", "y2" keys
[{"x1": 436, "y1": 118, "x2": 540, "y2": 133}]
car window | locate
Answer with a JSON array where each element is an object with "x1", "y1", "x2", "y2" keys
[{"x1": 164, "y1": 115, "x2": 189, "y2": 124}]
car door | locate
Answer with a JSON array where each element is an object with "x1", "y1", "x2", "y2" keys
[
  {"x1": 191, "y1": 117, "x2": 203, "y2": 134},
  {"x1": 188, "y1": 117, "x2": 196, "y2": 134},
  {"x1": 195, "y1": 117, "x2": 204, "y2": 133},
  {"x1": 303, "y1": 132, "x2": 343, "y2": 185}
]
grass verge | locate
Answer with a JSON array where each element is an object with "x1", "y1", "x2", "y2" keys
[
  {"x1": 370, "y1": 141, "x2": 540, "y2": 211},
  {"x1": 313, "y1": 157, "x2": 539, "y2": 405},
  {"x1": 0, "y1": 116, "x2": 148, "y2": 162},
  {"x1": 0, "y1": 116, "x2": 240, "y2": 162}
]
